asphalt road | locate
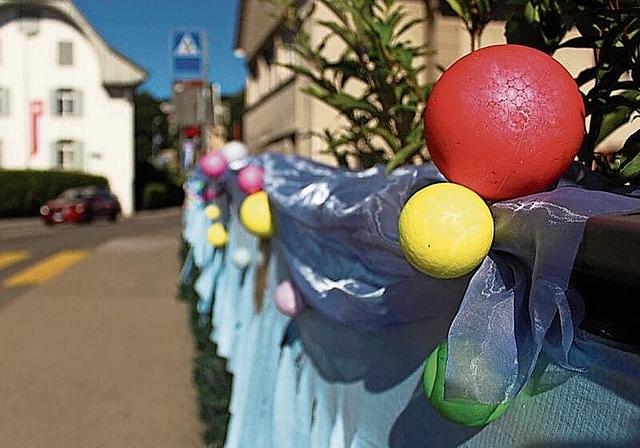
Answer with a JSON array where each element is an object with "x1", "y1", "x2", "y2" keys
[
  {"x1": 0, "y1": 207, "x2": 183, "y2": 308},
  {"x1": 0, "y1": 206, "x2": 203, "y2": 447}
]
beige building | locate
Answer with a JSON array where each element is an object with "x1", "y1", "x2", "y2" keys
[{"x1": 235, "y1": 0, "x2": 636, "y2": 165}]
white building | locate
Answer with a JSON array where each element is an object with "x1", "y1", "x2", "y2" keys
[{"x1": 0, "y1": 0, "x2": 147, "y2": 215}]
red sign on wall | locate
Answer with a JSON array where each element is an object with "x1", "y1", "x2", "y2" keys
[{"x1": 30, "y1": 100, "x2": 43, "y2": 156}]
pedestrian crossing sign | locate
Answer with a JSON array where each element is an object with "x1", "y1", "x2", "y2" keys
[{"x1": 172, "y1": 30, "x2": 206, "y2": 77}]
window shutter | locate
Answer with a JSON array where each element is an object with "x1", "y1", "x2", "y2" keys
[
  {"x1": 0, "y1": 88, "x2": 8, "y2": 115},
  {"x1": 58, "y1": 42, "x2": 73, "y2": 65},
  {"x1": 75, "y1": 141, "x2": 84, "y2": 171},
  {"x1": 50, "y1": 141, "x2": 59, "y2": 169},
  {"x1": 75, "y1": 90, "x2": 83, "y2": 116},
  {"x1": 50, "y1": 90, "x2": 58, "y2": 116}
]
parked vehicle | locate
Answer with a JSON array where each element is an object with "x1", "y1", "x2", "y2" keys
[{"x1": 40, "y1": 186, "x2": 121, "y2": 225}]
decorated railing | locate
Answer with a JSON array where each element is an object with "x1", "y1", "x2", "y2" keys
[
  {"x1": 180, "y1": 146, "x2": 639, "y2": 447},
  {"x1": 179, "y1": 44, "x2": 640, "y2": 447}
]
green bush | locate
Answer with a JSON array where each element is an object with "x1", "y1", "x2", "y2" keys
[
  {"x1": 177, "y1": 241, "x2": 232, "y2": 448},
  {"x1": 135, "y1": 160, "x2": 185, "y2": 210},
  {"x1": 142, "y1": 181, "x2": 185, "y2": 210},
  {"x1": 0, "y1": 170, "x2": 109, "y2": 218}
]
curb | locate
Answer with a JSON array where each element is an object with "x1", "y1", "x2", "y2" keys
[{"x1": 0, "y1": 206, "x2": 183, "y2": 239}]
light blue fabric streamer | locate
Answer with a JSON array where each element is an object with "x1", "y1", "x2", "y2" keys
[
  {"x1": 447, "y1": 186, "x2": 640, "y2": 404},
  {"x1": 191, "y1": 209, "x2": 213, "y2": 269},
  {"x1": 180, "y1": 154, "x2": 640, "y2": 448},
  {"x1": 178, "y1": 245, "x2": 194, "y2": 285},
  {"x1": 195, "y1": 248, "x2": 224, "y2": 317}
]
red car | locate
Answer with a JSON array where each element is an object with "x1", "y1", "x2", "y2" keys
[{"x1": 40, "y1": 186, "x2": 121, "y2": 225}]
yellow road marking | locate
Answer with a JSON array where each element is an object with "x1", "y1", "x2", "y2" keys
[
  {"x1": 0, "y1": 251, "x2": 31, "y2": 271},
  {"x1": 3, "y1": 250, "x2": 89, "y2": 288}
]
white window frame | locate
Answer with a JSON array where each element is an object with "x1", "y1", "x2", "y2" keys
[
  {"x1": 53, "y1": 139, "x2": 82, "y2": 170},
  {"x1": 53, "y1": 89, "x2": 82, "y2": 117}
]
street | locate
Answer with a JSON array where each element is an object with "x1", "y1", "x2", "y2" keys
[
  {"x1": 0, "y1": 207, "x2": 203, "y2": 448},
  {"x1": 0, "y1": 208, "x2": 183, "y2": 308}
]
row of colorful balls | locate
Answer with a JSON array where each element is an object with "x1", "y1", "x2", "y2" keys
[{"x1": 195, "y1": 142, "x2": 308, "y2": 318}]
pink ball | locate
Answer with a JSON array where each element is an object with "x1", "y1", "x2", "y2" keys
[
  {"x1": 274, "y1": 280, "x2": 307, "y2": 317},
  {"x1": 202, "y1": 187, "x2": 218, "y2": 202},
  {"x1": 199, "y1": 151, "x2": 228, "y2": 178},
  {"x1": 237, "y1": 165, "x2": 264, "y2": 194}
]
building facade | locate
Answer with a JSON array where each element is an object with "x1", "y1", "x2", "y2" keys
[
  {"x1": 235, "y1": 0, "x2": 637, "y2": 166},
  {"x1": 0, "y1": 0, "x2": 147, "y2": 215}
]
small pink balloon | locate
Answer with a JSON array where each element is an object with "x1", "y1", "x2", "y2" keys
[
  {"x1": 274, "y1": 280, "x2": 307, "y2": 317},
  {"x1": 237, "y1": 165, "x2": 264, "y2": 194},
  {"x1": 199, "y1": 151, "x2": 228, "y2": 178},
  {"x1": 202, "y1": 187, "x2": 218, "y2": 202}
]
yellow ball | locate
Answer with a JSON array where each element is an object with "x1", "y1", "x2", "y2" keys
[
  {"x1": 239, "y1": 191, "x2": 275, "y2": 238},
  {"x1": 398, "y1": 183, "x2": 494, "y2": 279},
  {"x1": 205, "y1": 204, "x2": 221, "y2": 221},
  {"x1": 207, "y1": 222, "x2": 228, "y2": 247}
]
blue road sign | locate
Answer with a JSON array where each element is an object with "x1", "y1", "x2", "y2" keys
[{"x1": 172, "y1": 30, "x2": 206, "y2": 77}]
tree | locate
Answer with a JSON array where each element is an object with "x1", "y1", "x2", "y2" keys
[
  {"x1": 265, "y1": 0, "x2": 433, "y2": 172},
  {"x1": 222, "y1": 90, "x2": 245, "y2": 140},
  {"x1": 134, "y1": 91, "x2": 172, "y2": 163}
]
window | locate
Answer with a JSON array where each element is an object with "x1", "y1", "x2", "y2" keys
[
  {"x1": 58, "y1": 41, "x2": 73, "y2": 65},
  {"x1": 52, "y1": 89, "x2": 82, "y2": 117},
  {"x1": 52, "y1": 140, "x2": 83, "y2": 170},
  {"x1": 0, "y1": 87, "x2": 9, "y2": 115},
  {"x1": 18, "y1": 8, "x2": 40, "y2": 36}
]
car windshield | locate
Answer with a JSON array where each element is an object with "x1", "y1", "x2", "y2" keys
[{"x1": 58, "y1": 187, "x2": 98, "y2": 200}]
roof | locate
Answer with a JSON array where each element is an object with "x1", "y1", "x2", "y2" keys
[
  {"x1": 0, "y1": 0, "x2": 148, "y2": 87},
  {"x1": 234, "y1": 0, "x2": 279, "y2": 60}
]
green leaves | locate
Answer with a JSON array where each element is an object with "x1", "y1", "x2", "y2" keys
[
  {"x1": 445, "y1": 0, "x2": 496, "y2": 50},
  {"x1": 505, "y1": 0, "x2": 571, "y2": 54},
  {"x1": 618, "y1": 130, "x2": 640, "y2": 182},
  {"x1": 567, "y1": 0, "x2": 640, "y2": 169},
  {"x1": 504, "y1": 0, "x2": 639, "y2": 186},
  {"x1": 266, "y1": 0, "x2": 432, "y2": 172}
]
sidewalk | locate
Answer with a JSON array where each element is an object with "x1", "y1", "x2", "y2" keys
[{"x1": 0, "y1": 226, "x2": 203, "y2": 447}]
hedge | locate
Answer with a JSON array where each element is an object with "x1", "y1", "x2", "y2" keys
[
  {"x1": 134, "y1": 161, "x2": 185, "y2": 211},
  {"x1": 0, "y1": 170, "x2": 109, "y2": 218},
  {"x1": 142, "y1": 182, "x2": 185, "y2": 210},
  {"x1": 177, "y1": 241, "x2": 232, "y2": 447}
]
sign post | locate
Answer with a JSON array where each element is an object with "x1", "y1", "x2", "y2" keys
[
  {"x1": 171, "y1": 30, "x2": 207, "y2": 79},
  {"x1": 171, "y1": 29, "x2": 209, "y2": 172}
]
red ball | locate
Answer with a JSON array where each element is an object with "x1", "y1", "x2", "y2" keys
[{"x1": 424, "y1": 44, "x2": 585, "y2": 201}]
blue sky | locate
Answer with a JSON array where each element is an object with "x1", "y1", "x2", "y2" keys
[{"x1": 73, "y1": 0, "x2": 248, "y2": 100}]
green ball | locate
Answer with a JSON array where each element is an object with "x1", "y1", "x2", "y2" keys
[{"x1": 423, "y1": 342, "x2": 511, "y2": 426}]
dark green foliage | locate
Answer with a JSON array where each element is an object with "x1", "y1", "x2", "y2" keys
[
  {"x1": 135, "y1": 91, "x2": 174, "y2": 163},
  {"x1": 177, "y1": 242, "x2": 232, "y2": 448},
  {"x1": 563, "y1": 0, "x2": 640, "y2": 184},
  {"x1": 222, "y1": 90, "x2": 246, "y2": 140},
  {"x1": 445, "y1": 0, "x2": 498, "y2": 50},
  {"x1": 0, "y1": 170, "x2": 109, "y2": 217},
  {"x1": 134, "y1": 160, "x2": 184, "y2": 210},
  {"x1": 266, "y1": 0, "x2": 432, "y2": 172},
  {"x1": 504, "y1": 0, "x2": 572, "y2": 54},
  {"x1": 141, "y1": 182, "x2": 184, "y2": 210}
]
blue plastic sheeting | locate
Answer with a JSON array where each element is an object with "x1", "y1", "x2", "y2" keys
[{"x1": 181, "y1": 153, "x2": 640, "y2": 447}]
